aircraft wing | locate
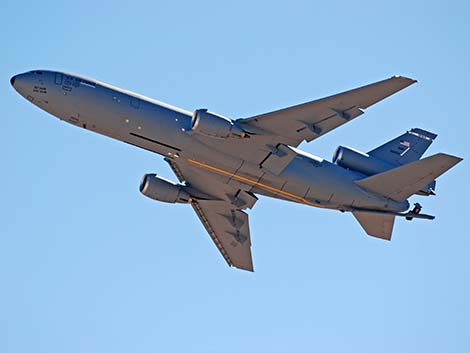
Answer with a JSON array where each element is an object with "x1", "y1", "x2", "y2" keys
[
  {"x1": 166, "y1": 158, "x2": 256, "y2": 271},
  {"x1": 238, "y1": 76, "x2": 416, "y2": 147},
  {"x1": 191, "y1": 200, "x2": 253, "y2": 271}
]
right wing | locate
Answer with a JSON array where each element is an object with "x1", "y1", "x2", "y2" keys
[
  {"x1": 192, "y1": 200, "x2": 253, "y2": 271},
  {"x1": 166, "y1": 158, "x2": 257, "y2": 271},
  {"x1": 239, "y1": 76, "x2": 416, "y2": 147}
]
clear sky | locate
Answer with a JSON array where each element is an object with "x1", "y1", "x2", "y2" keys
[{"x1": 2, "y1": 1, "x2": 469, "y2": 352}]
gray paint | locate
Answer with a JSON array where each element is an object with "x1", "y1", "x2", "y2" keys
[{"x1": 10, "y1": 70, "x2": 462, "y2": 271}]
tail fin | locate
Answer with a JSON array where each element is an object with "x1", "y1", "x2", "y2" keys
[
  {"x1": 355, "y1": 153, "x2": 462, "y2": 202},
  {"x1": 368, "y1": 128, "x2": 437, "y2": 166},
  {"x1": 352, "y1": 211, "x2": 395, "y2": 240}
]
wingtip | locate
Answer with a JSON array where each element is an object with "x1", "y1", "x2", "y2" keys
[
  {"x1": 392, "y1": 75, "x2": 418, "y2": 84},
  {"x1": 231, "y1": 263, "x2": 254, "y2": 272},
  {"x1": 434, "y1": 153, "x2": 464, "y2": 166}
]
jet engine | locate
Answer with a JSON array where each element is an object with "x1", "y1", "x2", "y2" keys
[
  {"x1": 333, "y1": 146, "x2": 394, "y2": 176},
  {"x1": 190, "y1": 109, "x2": 246, "y2": 138},
  {"x1": 140, "y1": 174, "x2": 190, "y2": 203},
  {"x1": 333, "y1": 146, "x2": 437, "y2": 196}
]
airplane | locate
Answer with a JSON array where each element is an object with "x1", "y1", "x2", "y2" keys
[{"x1": 10, "y1": 70, "x2": 462, "y2": 271}]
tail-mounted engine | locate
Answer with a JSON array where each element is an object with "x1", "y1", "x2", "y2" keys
[
  {"x1": 333, "y1": 146, "x2": 394, "y2": 175},
  {"x1": 190, "y1": 109, "x2": 246, "y2": 138},
  {"x1": 333, "y1": 146, "x2": 437, "y2": 196},
  {"x1": 140, "y1": 174, "x2": 190, "y2": 203}
]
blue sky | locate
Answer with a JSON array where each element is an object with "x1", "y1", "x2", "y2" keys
[{"x1": 1, "y1": 1, "x2": 469, "y2": 352}]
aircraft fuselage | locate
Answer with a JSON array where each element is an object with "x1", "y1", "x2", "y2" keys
[{"x1": 11, "y1": 70, "x2": 409, "y2": 213}]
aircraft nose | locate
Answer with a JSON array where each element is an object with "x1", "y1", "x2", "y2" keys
[{"x1": 10, "y1": 72, "x2": 31, "y2": 93}]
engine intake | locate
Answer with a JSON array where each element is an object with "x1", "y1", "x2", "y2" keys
[
  {"x1": 140, "y1": 174, "x2": 190, "y2": 203},
  {"x1": 190, "y1": 109, "x2": 246, "y2": 138},
  {"x1": 333, "y1": 146, "x2": 394, "y2": 176}
]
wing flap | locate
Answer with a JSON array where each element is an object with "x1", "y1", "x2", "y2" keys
[
  {"x1": 259, "y1": 144, "x2": 297, "y2": 175},
  {"x1": 192, "y1": 200, "x2": 253, "y2": 271},
  {"x1": 165, "y1": 158, "x2": 255, "y2": 271}
]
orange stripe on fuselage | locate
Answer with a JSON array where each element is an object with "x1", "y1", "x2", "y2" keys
[{"x1": 186, "y1": 159, "x2": 326, "y2": 208}]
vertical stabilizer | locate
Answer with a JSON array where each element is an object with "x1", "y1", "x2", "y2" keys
[{"x1": 368, "y1": 128, "x2": 437, "y2": 166}]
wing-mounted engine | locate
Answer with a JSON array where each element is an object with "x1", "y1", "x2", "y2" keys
[
  {"x1": 140, "y1": 174, "x2": 191, "y2": 203},
  {"x1": 333, "y1": 146, "x2": 394, "y2": 175},
  {"x1": 190, "y1": 109, "x2": 247, "y2": 138}
]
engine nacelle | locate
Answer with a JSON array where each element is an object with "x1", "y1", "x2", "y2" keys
[
  {"x1": 334, "y1": 146, "x2": 437, "y2": 196},
  {"x1": 333, "y1": 146, "x2": 394, "y2": 176},
  {"x1": 190, "y1": 109, "x2": 246, "y2": 138},
  {"x1": 140, "y1": 174, "x2": 190, "y2": 203}
]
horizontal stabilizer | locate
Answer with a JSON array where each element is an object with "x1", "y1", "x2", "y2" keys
[
  {"x1": 352, "y1": 211, "x2": 395, "y2": 240},
  {"x1": 355, "y1": 153, "x2": 462, "y2": 201}
]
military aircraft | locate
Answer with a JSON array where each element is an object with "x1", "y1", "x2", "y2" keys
[{"x1": 11, "y1": 70, "x2": 462, "y2": 271}]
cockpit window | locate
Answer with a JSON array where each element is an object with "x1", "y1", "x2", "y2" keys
[
  {"x1": 77, "y1": 78, "x2": 96, "y2": 88},
  {"x1": 33, "y1": 70, "x2": 43, "y2": 75},
  {"x1": 55, "y1": 73, "x2": 63, "y2": 85}
]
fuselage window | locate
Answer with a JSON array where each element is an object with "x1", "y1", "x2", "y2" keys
[
  {"x1": 130, "y1": 97, "x2": 140, "y2": 109},
  {"x1": 54, "y1": 73, "x2": 63, "y2": 85}
]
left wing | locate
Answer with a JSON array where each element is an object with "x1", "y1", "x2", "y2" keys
[
  {"x1": 238, "y1": 76, "x2": 416, "y2": 147},
  {"x1": 166, "y1": 158, "x2": 256, "y2": 271}
]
